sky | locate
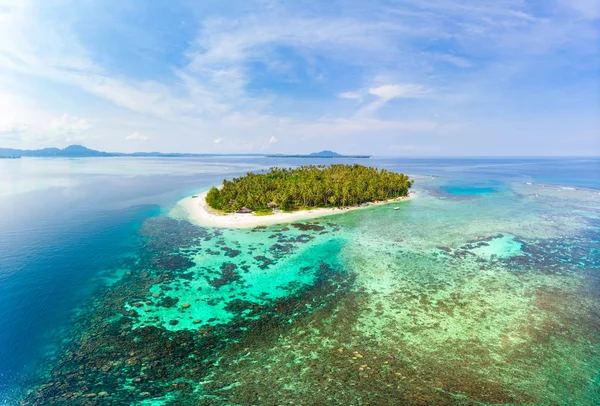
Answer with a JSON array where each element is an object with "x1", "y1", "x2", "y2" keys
[{"x1": 0, "y1": 0, "x2": 598, "y2": 155}]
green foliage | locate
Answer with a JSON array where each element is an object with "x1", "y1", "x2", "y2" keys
[
  {"x1": 205, "y1": 187, "x2": 224, "y2": 209},
  {"x1": 206, "y1": 164, "x2": 413, "y2": 213},
  {"x1": 253, "y1": 209, "x2": 275, "y2": 216}
]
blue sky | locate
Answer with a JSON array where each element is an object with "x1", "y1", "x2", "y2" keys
[{"x1": 0, "y1": 0, "x2": 598, "y2": 155}]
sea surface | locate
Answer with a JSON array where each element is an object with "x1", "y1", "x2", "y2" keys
[{"x1": 0, "y1": 156, "x2": 599, "y2": 405}]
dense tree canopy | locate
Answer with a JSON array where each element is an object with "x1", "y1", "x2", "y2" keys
[{"x1": 206, "y1": 164, "x2": 413, "y2": 213}]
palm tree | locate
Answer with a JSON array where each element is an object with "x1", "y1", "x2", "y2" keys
[{"x1": 205, "y1": 164, "x2": 412, "y2": 212}]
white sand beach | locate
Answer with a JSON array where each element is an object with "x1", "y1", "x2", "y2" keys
[{"x1": 171, "y1": 190, "x2": 413, "y2": 229}]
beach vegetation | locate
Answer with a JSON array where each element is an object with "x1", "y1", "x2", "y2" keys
[
  {"x1": 253, "y1": 209, "x2": 276, "y2": 216},
  {"x1": 206, "y1": 164, "x2": 413, "y2": 213}
]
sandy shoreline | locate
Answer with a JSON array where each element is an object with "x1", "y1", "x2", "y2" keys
[{"x1": 170, "y1": 190, "x2": 414, "y2": 229}]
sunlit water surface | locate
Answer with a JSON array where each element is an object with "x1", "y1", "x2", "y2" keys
[{"x1": 0, "y1": 157, "x2": 598, "y2": 405}]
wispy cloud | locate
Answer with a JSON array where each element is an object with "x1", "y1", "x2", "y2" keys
[
  {"x1": 125, "y1": 132, "x2": 149, "y2": 142},
  {"x1": 347, "y1": 84, "x2": 430, "y2": 118},
  {"x1": 368, "y1": 84, "x2": 426, "y2": 100},
  {"x1": 339, "y1": 91, "x2": 362, "y2": 100},
  {"x1": 49, "y1": 114, "x2": 91, "y2": 135},
  {"x1": 0, "y1": 0, "x2": 597, "y2": 155},
  {"x1": 297, "y1": 118, "x2": 437, "y2": 135}
]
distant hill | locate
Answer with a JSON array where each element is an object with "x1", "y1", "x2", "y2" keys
[
  {"x1": 267, "y1": 150, "x2": 370, "y2": 158},
  {"x1": 0, "y1": 145, "x2": 111, "y2": 158},
  {"x1": 308, "y1": 150, "x2": 341, "y2": 157},
  {"x1": 0, "y1": 145, "x2": 370, "y2": 159},
  {"x1": 0, "y1": 145, "x2": 265, "y2": 158}
]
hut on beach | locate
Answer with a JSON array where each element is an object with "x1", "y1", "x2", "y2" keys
[{"x1": 236, "y1": 207, "x2": 253, "y2": 214}]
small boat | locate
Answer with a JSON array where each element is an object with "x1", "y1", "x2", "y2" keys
[{"x1": 394, "y1": 207, "x2": 400, "y2": 210}]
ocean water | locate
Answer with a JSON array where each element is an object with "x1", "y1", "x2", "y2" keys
[{"x1": 0, "y1": 156, "x2": 599, "y2": 405}]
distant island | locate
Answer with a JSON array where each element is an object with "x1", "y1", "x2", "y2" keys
[
  {"x1": 267, "y1": 150, "x2": 371, "y2": 158},
  {"x1": 206, "y1": 164, "x2": 412, "y2": 214},
  {"x1": 0, "y1": 144, "x2": 265, "y2": 158},
  {"x1": 0, "y1": 145, "x2": 112, "y2": 158},
  {"x1": 0, "y1": 145, "x2": 370, "y2": 159}
]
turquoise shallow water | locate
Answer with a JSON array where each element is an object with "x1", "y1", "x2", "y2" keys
[
  {"x1": 439, "y1": 183, "x2": 496, "y2": 196},
  {"x1": 0, "y1": 157, "x2": 598, "y2": 405}
]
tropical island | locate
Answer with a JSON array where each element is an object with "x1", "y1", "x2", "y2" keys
[
  {"x1": 173, "y1": 164, "x2": 413, "y2": 228},
  {"x1": 266, "y1": 150, "x2": 371, "y2": 158}
]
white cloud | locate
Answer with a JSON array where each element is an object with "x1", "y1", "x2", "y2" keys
[
  {"x1": 434, "y1": 54, "x2": 473, "y2": 68},
  {"x1": 294, "y1": 117, "x2": 437, "y2": 135},
  {"x1": 48, "y1": 114, "x2": 91, "y2": 135},
  {"x1": 339, "y1": 91, "x2": 362, "y2": 100},
  {"x1": 268, "y1": 136, "x2": 278, "y2": 144},
  {"x1": 348, "y1": 83, "x2": 430, "y2": 118},
  {"x1": 368, "y1": 84, "x2": 428, "y2": 100},
  {"x1": 125, "y1": 132, "x2": 149, "y2": 142},
  {"x1": 0, "y1": 0, "x2": 28, "y2": 17},
  {"x1": 508, "y1": 10, "x2": 537, "y2": 21},
  {"x1": 0, "y1": 121, "x2": 28, "y2": 136},
  {"x1": 0, "y1": 0, "x2": 596, "y2": 155},
  {"x1": 0, "y1": 89, "x2": 42, "y2": 141}
]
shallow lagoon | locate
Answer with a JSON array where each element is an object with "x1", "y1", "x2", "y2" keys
[
  {"x1": 439, "y1": 182, "x2": 497, "y2": 197},
  {"x1": 1, "y1": 157, "x2": 598, "y2": 405}
]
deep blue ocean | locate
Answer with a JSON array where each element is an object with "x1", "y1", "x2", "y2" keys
[{"x1": 0, "y1": 156, "x2": 598, "y2": 404}]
